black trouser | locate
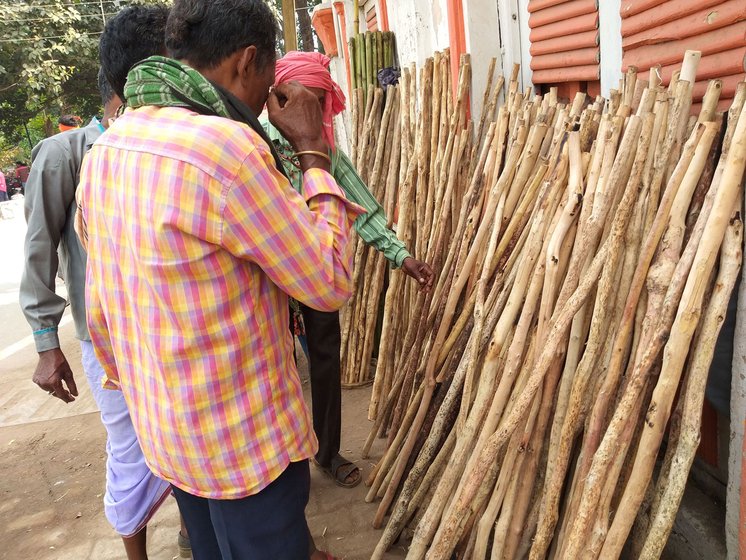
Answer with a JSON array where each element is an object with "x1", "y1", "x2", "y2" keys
[
  {"x1": 299, "y1": 304, "x2": 341, "y2": 468},
  {"x1": 172, "y1": 461, "x2": 310, "y2": 560}
]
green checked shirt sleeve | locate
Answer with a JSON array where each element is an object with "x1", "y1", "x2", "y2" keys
[{"x1": 262, "y1": 120, "x2": 411, "y2": 268}]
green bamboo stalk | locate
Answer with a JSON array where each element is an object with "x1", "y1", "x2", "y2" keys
[
  {"x1": 358, "y1": 33, "x2": 367, "y2": 103},
  {"x1": 376, "y1": 31, "x2": 384, "y2": 74},
  {"x1": 381, "y1": 33, "x2": 389, "y2": 70},
  {"x1": 349, "y1": 36, "x2": 358, "y2": 90},
  {"x1": 366, "y1": 31, "x2": 375, "y2": 87},
  {"x1": 372, "y1": 33, "x2": 380, "y2": 85},
  {"x1": 384, "y1": 31, "x2": 393, "y2": 68}
]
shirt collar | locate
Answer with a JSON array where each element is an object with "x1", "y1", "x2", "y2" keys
[{"x1": 84, "y1": 118, "x2": 103, "y2": 150}]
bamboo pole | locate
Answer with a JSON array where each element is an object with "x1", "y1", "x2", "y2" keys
[{"x1": 358, "y1": 33, "x2": 366, "y2": 102}]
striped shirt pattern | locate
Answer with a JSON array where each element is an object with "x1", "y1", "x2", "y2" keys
[
  {"x1": 80, "y1": 105, "x2": 363, "y2": 499},
  {"x1": 264, "y1": 121, "x2": 411, "y2": 267}
]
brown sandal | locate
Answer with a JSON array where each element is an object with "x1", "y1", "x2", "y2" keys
[{"x1": 316, "y1": 454, "x2": 361, "y2": 488}]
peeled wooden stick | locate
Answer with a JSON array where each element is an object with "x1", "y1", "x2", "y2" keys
[
  {"x1": 697, "y1": 79, "x2": 723, "y2": 124},
  {"x1": 425, "y1": 100, "x2": 658, "y2": 557},
  {"x1": 366, "y1": 385, "x2": 424, "y2": 501},
  {"x1": 639, "y1": 195, "x2": 742, "y2": 560},
  {"x1": 355, "y1": 84, "x2": 378, "y2": 171},
  {"x1": 561, "y1": 137, "x2": 737, "y2": 557},
  {"x1": 569, "y1": 122, "x2": 709, "y2": 496},
  {"x1": 599, "y1": 100, "x2": 746, "y2": 560},
  {"x1": 580, "y1": 122, "x2": 720, "y2": 554},
  {"x1": 423, "y1": 237, "x2": 608, "y2": 559},
  {"x1": 413, "y1": 58, "x2": 435, "y2": 260},
  {"x1": 372, "y1": 334, "x2": 473, "y2": 557},
  {"x1": 469, "y1": 57, "x2": 499, "y2": 178},
  {"x1": 355, "y1": 95, "x2": 400, "y2": 385},
  {"x1": 558, "y1": 124, "x2": 715, "y2": 558},
  {"x1": 474, "y1": 358, "x2": 536, "y2": 559},
  {"x1": 530, "y1": 115, "x2": 652, "y2": 560},
  {"x1": 426, "y1": 125, "x2": 528, "y2": 388},
  {"x1": 371, "y1": 112, "x2": 467, "y2": 526}
]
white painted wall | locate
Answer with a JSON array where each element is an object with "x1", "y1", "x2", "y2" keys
[
  {"x1": 386, "y1": 0, "x2": 450, "y2": 68},
  {"x1": 598, "y1": 0, "x2": 623, "y2": 97},
  {"x1": 496, "y1": 0, "x2": 532, "y2": 92},
  {"x1": 463, "y1": 0, "x2": 503, "y2": 120}
]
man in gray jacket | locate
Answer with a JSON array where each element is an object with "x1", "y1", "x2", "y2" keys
[
  {"x1": 19, "y1": 7, "x2": 182, "y2": 559},
  {"x1": 20, "y1": 86, "x2": 110, "y2": 402}
]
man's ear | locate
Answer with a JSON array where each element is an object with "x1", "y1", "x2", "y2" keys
[{"x1": 237, "y1": 45, "x2": 258, "y2": 81}]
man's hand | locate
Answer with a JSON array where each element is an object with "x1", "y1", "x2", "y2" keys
[
  {"x1": 267, "y1": 82, "x2": 330, "y2": 172},
  {"x1": 33, "y1": 348, "x2": 78, "y2": 403},
  {"x1": 401, "y1": 257, "x2": 435, "y2": 292}
]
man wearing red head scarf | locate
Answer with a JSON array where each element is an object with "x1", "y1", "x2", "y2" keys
[{"x1": 264, "y1": 51, "x2": 434, "y2": 488}]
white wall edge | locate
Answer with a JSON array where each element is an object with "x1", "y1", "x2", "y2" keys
[{"x1": 598, "y1": 0, "x2": 623, "y2": 98}]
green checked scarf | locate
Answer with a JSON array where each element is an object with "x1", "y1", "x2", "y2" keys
[{"x1": 124, "y1": 56, "x2": 287, "y2": 177}]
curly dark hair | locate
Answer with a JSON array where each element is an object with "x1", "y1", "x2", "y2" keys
[
  {"x1": 165, "y1": 0, "x2": 278, "y2": 70},
  {"x1": 99, "y1": 4, "x2": 170, "y2": 99}
]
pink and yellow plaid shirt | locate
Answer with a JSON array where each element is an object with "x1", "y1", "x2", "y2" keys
[{"x1": 80, "y1": 105, "x2": 363, "y2": 499}]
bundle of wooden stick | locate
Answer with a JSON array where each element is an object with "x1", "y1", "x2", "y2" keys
[
  {"x1": 348, "y1": 30, "x2": 396, "y2": 101},
  {"x1": 361, "y1": 49, "x2": 746, "y2": 560},
  {"x1": 341, "y1": 50, "x2": 473, "y2": 388}
]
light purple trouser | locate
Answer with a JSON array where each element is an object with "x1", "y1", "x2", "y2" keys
[{"x1": 81, "y1": 341, "x2": 171, "y2": 537}]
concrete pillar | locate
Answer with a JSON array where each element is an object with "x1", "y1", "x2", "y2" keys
[
  {"x1": 463, "y1": 0, "x2": 503, "y2": 121},
  {"x1": 496, "y1": 0, "x2": 532, "y2": 92},
  {"x1": 728, "y1": 268, "x2": 746, "y2": 558},
  {"x1": 517, "y1": 0, "x2": 532, "y2": 90},
  {"x1": 598, "y1": 0, "x2": 623, "y2": 97}
]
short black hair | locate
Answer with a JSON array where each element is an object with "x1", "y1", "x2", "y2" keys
[
  {"x1": 165, "y1": 0, "x2": 277, "y2": 70},
  {"x1": 98, "y1": 67, "x2": 116, "y2": 105},
  {"x1": 58, "y1": 115, "x2": 81, "y2": 127},
  {"x1": 99, "y1": 4, "x2": 170, "y2": 99}
]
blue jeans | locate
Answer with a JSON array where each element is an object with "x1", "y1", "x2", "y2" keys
[{"x1": 172, "y1": 460, "x2": 311, "y2": 559}]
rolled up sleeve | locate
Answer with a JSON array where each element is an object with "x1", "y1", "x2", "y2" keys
[{"x1": 221, "y1": 142, "x2": 365, "y2": 311}]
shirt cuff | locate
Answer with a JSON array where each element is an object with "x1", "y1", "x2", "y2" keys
[
  {"x1": 34, "y1": 328, "x2": 61, "y2": 353},
  {"x1": 392, "y1": 247, "x2": 412, "y2": 269},
  {"x1": 302, "y1": 168, "x2": 367, "y2": 225}
]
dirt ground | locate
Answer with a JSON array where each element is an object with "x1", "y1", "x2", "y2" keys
[{"x1": 0, "y1": 360, "x2": 408, "y2": 560}]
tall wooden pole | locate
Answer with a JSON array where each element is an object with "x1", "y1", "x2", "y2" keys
[
  {"x1": 353, "y1": 0, "x2": 360, "y2": 34},
  {"x1": 282, "y1": 0, "x2": 298, "y2": 52}
]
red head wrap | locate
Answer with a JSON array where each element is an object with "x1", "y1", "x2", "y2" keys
[{"x1": 274, "y1": 51, "x2": 346, "y2": 150}]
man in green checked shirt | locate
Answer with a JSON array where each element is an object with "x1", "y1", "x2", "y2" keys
[{"x1": 263, "y1": 51, "x2": 434, "y2": 488}]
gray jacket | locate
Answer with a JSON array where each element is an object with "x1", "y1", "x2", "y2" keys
[{"x1": 20, "y1": 121, "x2": 102, "y2": 352}]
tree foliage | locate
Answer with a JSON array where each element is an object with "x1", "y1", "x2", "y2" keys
[
  {"x1": 0, "y1": 0, "x2": 321, "y2": 159},
  {"x1": 0, "y1": 0, "x2": 158, "y2": 152}
]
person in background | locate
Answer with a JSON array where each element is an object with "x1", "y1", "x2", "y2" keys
[
  {"x1": 78, "y1": 0, "x2": 362, "y2": 557},
  {"x1": 264, "y1": 50, "x2": 435, "y2": 488},
  {"x1": 15, "y1": 161, "x2": 29, "y2": 194},
  {"x1": 58, "y1": 114, "x2": 82, "y2": 132},
  {"x1": 20, "y1": 6, "x2": 182, "y2": 560},
  {"x1": 0, "y1": 169, "x2": 8, "y2": 202}
]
